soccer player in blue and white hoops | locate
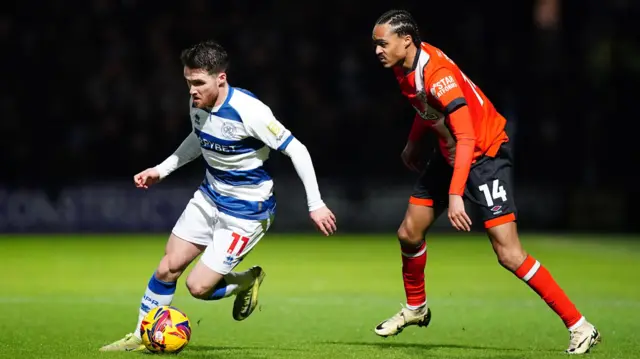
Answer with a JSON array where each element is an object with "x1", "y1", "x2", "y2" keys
[{"x1": 100, "y1": 40, "x2": 337, "y2": 352}]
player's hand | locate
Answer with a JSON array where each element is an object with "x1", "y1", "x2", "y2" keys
[
  {"x1": 401, "y1": 141, "x2": 424, "y2": 172},
  {"x1": 133, "y1": 168, "x2": 162, "y2": 189},
  {"x1": 448, "y1": 194, "x2": 472, "y2": 231},
  {"x1": 310, "y1": 206, "x2": 337, "y2": 236}
]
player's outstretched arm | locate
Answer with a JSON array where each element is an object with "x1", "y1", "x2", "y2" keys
[
  {"x1": 133, "y1": 132, "x2": 201, "y2": 189},
  {"x1": 281, "y1": 138, "x2": 337, "y2": 236},
  {"x1": 241, "y1": 104, "x2": 337, "y2": 236}
]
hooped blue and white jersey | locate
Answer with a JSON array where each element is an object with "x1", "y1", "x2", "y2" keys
[{"x1": 191, "y1": 87, "x2": 294, "y2": 220}]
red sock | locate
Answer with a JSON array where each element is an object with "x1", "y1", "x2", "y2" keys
[
  {"x1": 515, "y1": 255, "x2": 584, "y2": 328},
  {"x1": 401, "y1": 241, "x2": 427, "y2": 307}
]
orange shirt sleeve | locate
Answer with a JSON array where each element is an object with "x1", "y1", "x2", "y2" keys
[{"x1": 427, "y1": 68, "x2": 476, "y2": 196}]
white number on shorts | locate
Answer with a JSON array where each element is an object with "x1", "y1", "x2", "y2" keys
[
  {"x1": 227, "y1": 232, "x2": 250, "y2": 255},
  {"x1": 478, "y1": 179, "x2": 507, "y2": 207}
]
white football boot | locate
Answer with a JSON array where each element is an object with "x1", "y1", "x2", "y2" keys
[
  {"x1": 566, "y1": 320, "x2": 601, "y2": 354},
  {"x1": 374, "y1": 304, "x2": 432, "y2": 337},
  {"x1": 99, "y1": 333, "x2": 145, "y2": 352}
]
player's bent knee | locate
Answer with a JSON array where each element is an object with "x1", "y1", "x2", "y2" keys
[
  {"x1": 185, "y1": 278, "x2": 212, "y2": 299},
  {"x1": 398, "y1": 203, "x2": 435, "y2": 246},
  {"x1": 491, "y1": 236, "x2": 527, "y2": 271},
  {"x1": 397, "y1": 222, "x2": 425, "y2": 246},
  {"x1": 487, "y1": 219, "x2": 525, "y2": 271},
  {"x1": 155, "y1": 255, "x2": 185, "y2": 283},
  {"x1": 185, "y1": 260, "x2": 226, "y2": 300},
  {"x1": 496, "y1": 248, "x2": 527, "y2": 272}
]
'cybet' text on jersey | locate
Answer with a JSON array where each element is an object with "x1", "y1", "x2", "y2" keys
[{"x1": 200, "y1": 138, "x2": 238, "y2": 153}]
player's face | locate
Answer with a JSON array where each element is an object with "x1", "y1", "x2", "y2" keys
[
  {"x1": 372, "y1": 24, "x2": 411, "y2": 68},
  {"x1": 184, "y1": 66, "x2": 226, "y2": 109}
]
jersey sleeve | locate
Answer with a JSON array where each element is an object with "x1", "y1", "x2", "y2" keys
[
  {"x1": 243, "y1": 106, "x2": 294, "y2": 151},
  {"x1": 427, "y1": 68, "x2": 476, "y2": 196},
  {"x1": 446, "y1": 107, "x2": 476, "y2": 196},
  {"x1": 154, "y1": 132, "x2": 202, "y2": 179},
  {"x1": 427, "y1": 68, "x2": 468, "y2": 115}
]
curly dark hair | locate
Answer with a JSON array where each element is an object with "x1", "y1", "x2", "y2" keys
[
  {"x1": 375, "y1": 10, "x2": 422, "y2": 47},
  {"x1": 180, "y1": 40, "x2": 229, "y2": 74}
]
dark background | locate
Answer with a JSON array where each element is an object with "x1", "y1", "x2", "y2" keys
[{"x1": 1, "y1": 0, "x2": 638, "y2": 233}]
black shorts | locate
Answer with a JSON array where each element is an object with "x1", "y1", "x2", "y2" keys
[{"x1": 410, "y1": 142, "x2": 517, "y2": 228}]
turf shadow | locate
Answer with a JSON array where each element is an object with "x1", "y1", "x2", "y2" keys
[
  {"x1": 173, "y1": 345, "x2": 301, "y2": 359},
  {"x1": 322, "y1": 340, "x2": 555, "y2": 353}
]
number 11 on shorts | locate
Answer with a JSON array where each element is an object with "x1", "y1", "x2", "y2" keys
[
  {"x1": 227, "y1": 232, "x2": 249, "y2": 255},
  {"x1": 478, "y1": 179, "x2": 507, "y2": 206}
]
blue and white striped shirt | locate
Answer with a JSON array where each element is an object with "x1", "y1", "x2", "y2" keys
[{"x1": 189, "y1": 87, "x2": 294, "y2": 220}]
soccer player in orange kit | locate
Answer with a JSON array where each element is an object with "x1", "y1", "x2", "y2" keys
[{"x1": 371, "y1": 9, "x2": 600, "y2": 355}]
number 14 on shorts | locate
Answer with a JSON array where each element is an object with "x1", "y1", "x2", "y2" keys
[{"x1": 478, "y1": 179, "x2": 507, "y2": 207}]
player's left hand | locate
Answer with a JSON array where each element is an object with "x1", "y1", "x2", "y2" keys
[
  {"x1": 448, "y1": 194, "x2": 472, "y2": 231},
  {"x1": 310, "y1": 206, "x2": 337, "y2": 236}
]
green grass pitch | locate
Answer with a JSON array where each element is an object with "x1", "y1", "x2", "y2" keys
[{"x1": 0, "y1": 233, "x2": 638, "y2": 358}]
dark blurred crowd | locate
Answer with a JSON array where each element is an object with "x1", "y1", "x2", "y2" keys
[{"x1": 1, "y1": 0, "x2": 637, "y2": 191}]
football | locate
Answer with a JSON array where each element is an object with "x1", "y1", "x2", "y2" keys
[{"x1": 139, "y1": 306, "x2": 192, "y2": 353}]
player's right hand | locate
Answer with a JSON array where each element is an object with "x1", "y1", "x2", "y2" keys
[
  {"x1": 448, "y1": 194, "x2": 472, "y2": 231},
  {"x1": 310, "y1": 206, "x2": 337, "y2": 236},
  {"x1": 401, "y1": 141, "x2": 424, "y2": 172},
  {"x1": 133, "y1": 168, "x2": 162, "y2": 189}
]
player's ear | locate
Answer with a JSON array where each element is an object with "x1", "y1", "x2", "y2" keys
[
  {"x1": 217, "y1": 72, "x2": 227, "y2": 86},
  {"x1": 404, "y1": 35, "x2": 412, "y2": 49}
]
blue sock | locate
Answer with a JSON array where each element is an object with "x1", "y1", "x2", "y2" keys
[
  {"x1": 134, "y1": 274, "x2": 176, "y2": 337},
  {"x1": 207, "y1": 278, "x2": 236, "y2": 300},
  {"x1": 206, "y1": 270, "x2": 254, "y2": 300}
]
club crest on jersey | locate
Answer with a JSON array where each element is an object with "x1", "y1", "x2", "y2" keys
[
  {"x1": 221, "y1": 123, "x2": 237, "y2": 139},
  {"x1": 193, "y1": 113, "x2": 201, "y2": 126}
]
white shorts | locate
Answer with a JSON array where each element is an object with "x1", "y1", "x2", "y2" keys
[{"x1": 171, "y1": 190, "x2": 273, "y2": 275}]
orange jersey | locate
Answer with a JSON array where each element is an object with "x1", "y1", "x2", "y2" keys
[{"x1": 394, "y1": 42, "x2": 509, "y2": 196}]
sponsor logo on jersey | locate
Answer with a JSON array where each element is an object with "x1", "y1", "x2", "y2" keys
[
  {"x1": 432, "y1": 75, "x2": 458, "y2": 98},
  {"x1": 267, "y1": 121, "x2": 285, "y2": 140}
]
